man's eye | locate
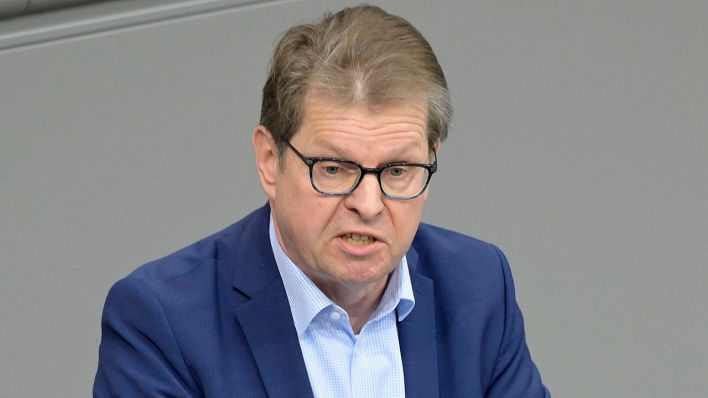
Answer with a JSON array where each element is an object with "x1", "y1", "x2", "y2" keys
[
  {"x1": 323, "y1": 165, "x2": 342, "y2": 175},
  {"x1": 387, "y1": 167, "x2": 407, "y2": 177}
]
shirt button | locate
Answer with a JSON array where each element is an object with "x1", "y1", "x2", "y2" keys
[{"x1": 329, "y1": 311, "x2": 342, "y2": 320}]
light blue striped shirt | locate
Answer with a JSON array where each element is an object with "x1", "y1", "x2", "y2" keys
[{"x1": 269, "y1": 216, "x2": 415, "y2": 398}]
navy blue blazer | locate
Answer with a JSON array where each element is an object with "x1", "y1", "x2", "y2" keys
[{"x1": 94, "y1": 205, "x2": 549, "y2": 397}]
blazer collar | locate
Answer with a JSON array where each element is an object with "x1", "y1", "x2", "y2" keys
[
  {"x1": 229, "y1": 205, "x2": 315, "y2": 398},
  {"x1": 399, "y1": 245, "x2": 440, "y2": 398}
]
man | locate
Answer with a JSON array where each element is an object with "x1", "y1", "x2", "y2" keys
[{"x1": 94, "y1": 5, "x2": 549, "y2": 397}]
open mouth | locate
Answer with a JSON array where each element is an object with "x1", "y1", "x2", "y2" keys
[{"x1": 341, "y1": 233, "x2": 377, "y2": 246}]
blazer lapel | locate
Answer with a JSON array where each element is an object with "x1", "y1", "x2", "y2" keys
[
  {"x1": 230, "y1": 206, "x2": 314, "y2": 398},
  {"x1": 398, "y1": 246, "x2": 440, "y2": 398}
]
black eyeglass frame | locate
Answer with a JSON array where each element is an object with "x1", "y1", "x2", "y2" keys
[{"x1": 285, "y1": 140, "x2": 437, "y2": 200}]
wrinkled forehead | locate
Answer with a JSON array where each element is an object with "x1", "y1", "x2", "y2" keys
[
  {"x1": 290, "y1": 92, "x2": 431, "y2": 162},
  {"x1": 297, "y1": 89, "x2": 429, "y2": 134}
]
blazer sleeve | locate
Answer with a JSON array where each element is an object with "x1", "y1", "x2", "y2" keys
[
  {"x1": 485, "y1": 246, "x2": 551, "y2": 398},
  {"x1": 93, "y1": 277, "x2": 200, "y2": 397}
]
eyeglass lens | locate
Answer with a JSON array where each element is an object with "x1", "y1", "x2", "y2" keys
[{"x1": 311, "y1": 160, "x2": 429, "y2": 198}]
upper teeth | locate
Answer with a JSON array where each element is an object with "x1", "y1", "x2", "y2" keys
[{"x1": 344, "y1": 233, "x2": 373, "y2": 245}]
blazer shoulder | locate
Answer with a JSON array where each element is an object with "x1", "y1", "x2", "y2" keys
[
  {"x1": 412, "y1": 222, "x2": 505, "y2": 266},
  {"x1": 410, "y1": 223, "x2": 512, "y2": 296},
  {"x1": 124, "y1": 205, "x2": 270, "y2": 287}
]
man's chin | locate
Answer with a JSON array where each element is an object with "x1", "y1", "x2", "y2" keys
[{"x1": 327, "y1": 260, "x2": 396, "y2": 287}]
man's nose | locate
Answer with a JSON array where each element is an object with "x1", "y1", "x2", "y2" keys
[{"x1": 343, "y1": 173, "x2": 384, "y2": 221}]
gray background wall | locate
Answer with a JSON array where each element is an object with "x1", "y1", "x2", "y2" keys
[{"x1": 1, "y1": 0, "x2": 706, "y2": 396}]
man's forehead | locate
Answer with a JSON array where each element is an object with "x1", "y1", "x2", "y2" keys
[
  {"x1": 309, "y1": 138, "x2": 425, "y2": 155},
  {"x1": 300, "y1": 105, "x2": 427, "y2": 141},
  {"x1": 300, "y1": 95, "x2": 427, "y2": 133}
]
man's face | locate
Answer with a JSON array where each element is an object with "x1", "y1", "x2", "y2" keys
[{"x1": 255, "y1": 93, "x2": 432, "y2": 292}]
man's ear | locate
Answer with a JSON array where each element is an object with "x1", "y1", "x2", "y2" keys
[{"x1": 252, "y1": 125, "x2": 278, "y2": 200}]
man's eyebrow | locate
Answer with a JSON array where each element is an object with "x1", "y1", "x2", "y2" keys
[{"x1": 311, "y1": 142, "x2": 349, "y2": 158}]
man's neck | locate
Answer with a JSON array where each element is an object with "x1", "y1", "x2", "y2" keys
[{"x1": 309, "y1": 274, "x2": 390, "y2": 334}]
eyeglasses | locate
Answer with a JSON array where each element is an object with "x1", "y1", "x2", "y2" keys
[{"x1": 285, "y1": 140, "x2": 437, "y2": 200}]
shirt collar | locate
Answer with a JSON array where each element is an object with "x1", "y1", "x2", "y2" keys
[{"x1": 269, "y1": 215, "x2": 415, "y2": 336}]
